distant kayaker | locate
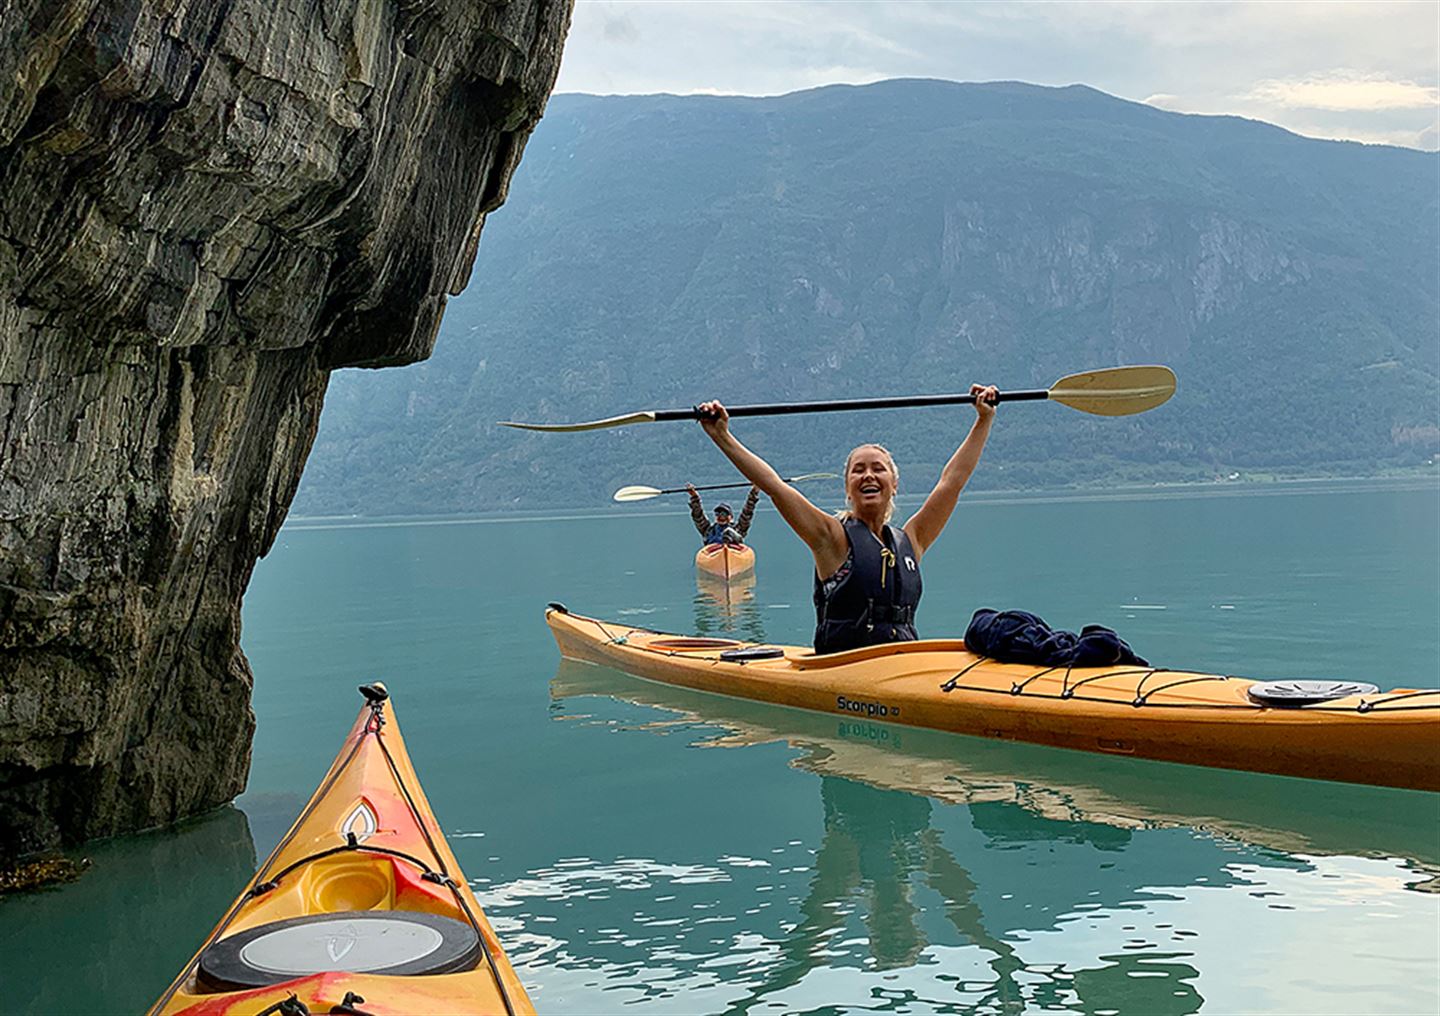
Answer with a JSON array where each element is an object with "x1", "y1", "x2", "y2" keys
[
  {"x1": 695, "y1": 385, "x2": 998, "y2": 653},
  {"x1": 688, "y1": 484, "x2": 759, "y2": 546}
]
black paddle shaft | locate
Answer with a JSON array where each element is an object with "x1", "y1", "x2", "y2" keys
[
  {"x1": 655, "y1": 388, "x2": 1049, "y2": 422},
  {"x1": 664, "y1": 480, "x2": 755, "y2": 495}
]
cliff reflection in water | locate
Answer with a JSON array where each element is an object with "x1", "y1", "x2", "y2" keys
[
  {"x1": 0, "y1": 805, "x2": 257, "y2": 1013},
  {"x1": 693, "y1": 573, "x2": 768, "y2": 643}
]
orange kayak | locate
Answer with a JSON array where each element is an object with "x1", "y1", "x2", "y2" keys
[
  {"x1": 694, "y1": 542, "x2": 755, "y2": 581},
  {"x1": 546, "y1": 605, "x2": 1440, "y2": 791},
  {"x1": 150, "y1": 686, "x2": 534, "y2": 1015}
]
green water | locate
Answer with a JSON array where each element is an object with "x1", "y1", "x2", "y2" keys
[{"x1": 3, "y1": 479, "x2": 1438, "y2": 1014}]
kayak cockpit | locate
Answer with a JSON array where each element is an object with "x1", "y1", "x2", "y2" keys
[{"x1": 648, "y1": 636, "x2": 745, "y2": 652}]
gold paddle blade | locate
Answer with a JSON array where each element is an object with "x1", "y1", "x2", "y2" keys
[
  {"x1": 613, "y1": 485, "x2": 663, "y2": 502},
  {"x1": 499, "y1": 411, "x2": 659, "y2": 433},
  {"x1": 1047, "y1": 365, "x2": 1176, "y2": 417}
]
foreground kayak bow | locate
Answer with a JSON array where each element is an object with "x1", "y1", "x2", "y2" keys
[
  {"x1": 150, "y1": 685, "x2": 533, "y2": 1015},
  {"x1": 546, "y1": 605, "x2": 1440, "y2": 792}
]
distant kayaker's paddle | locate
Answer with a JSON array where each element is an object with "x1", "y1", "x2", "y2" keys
[
  {"x1": 500, "y1": 365, "x2": 1176, "y2": 432},
  {"x1": 614, "y1": 472, "x2": 838, "y2": 503}
]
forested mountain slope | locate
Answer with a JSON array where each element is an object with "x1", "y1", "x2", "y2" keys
[{"x1": 295, "y1": 79, "x2": 1438, "y2": 515}]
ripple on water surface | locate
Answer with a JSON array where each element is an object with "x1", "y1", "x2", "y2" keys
[{"x1": 478, "y1": 834, "x2": 1437, "y2": 1014}]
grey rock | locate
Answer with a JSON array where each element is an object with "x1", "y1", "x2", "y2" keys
[{"x1": 0, "y1": 0, "x2": 571, "y2": 856}]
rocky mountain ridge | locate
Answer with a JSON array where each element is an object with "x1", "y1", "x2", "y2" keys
[{"x1": 297, "y1": 80, "x2": 1438, "y2": 515}]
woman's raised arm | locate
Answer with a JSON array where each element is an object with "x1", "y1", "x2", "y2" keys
[{"x1": 904, "y1": 384, "x2": 997, "y2": 558}]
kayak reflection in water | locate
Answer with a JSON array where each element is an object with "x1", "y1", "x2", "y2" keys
[
  {"x1": 687, "y1": 482, "x2": 759, "y2": 545},
  {"x1": 695, "y1": 385, "x2": 997, "y2": 653},
  {"x1": 693, "y1": 572, "x2": 767, "y2": 643}
]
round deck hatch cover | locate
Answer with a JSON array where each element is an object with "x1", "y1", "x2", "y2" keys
[
  {"x1": 198, "y1": 910, "x2": 480, "y2": 990},
  {"x1": 1246, "y1": 679, "x2": 1379, "y2": 707},
  {"x1": 719, "y1": 647, "x2": 785, "y2": 662}
]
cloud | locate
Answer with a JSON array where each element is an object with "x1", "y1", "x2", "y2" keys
[
  {"x1": 1138, "y1": 85, "x2": 1439, "y2": 150},
  {"x1": 555, "y1": 1, "x2": 1440, "y2": 149},
  {"x1": 1246, "y1": 72, "x2": 1440, "y2": 112},
  {"x1": 1287, "y1": 122, "x2": 1438, "y2": 149},
  {"x1": 601, "y1": 9, "x2": 640, "y2": 44}
]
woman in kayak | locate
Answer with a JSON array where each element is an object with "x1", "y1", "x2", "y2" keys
[{"x1": 696, "y1": 384, "x2": 998, "y2": 653}]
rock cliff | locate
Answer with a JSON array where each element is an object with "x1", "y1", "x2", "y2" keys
[{"x1": 0, "y1": 0, "x2": 571, "y2": 856}]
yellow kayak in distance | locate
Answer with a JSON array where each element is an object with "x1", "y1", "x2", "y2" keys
[
  {"x1": 149, "y1": 685, "x2": 534, "y2": 1016},
  {"x1": 546, "y1": 605, "x2": 1440, "y2": 792},
  {"x1": 694, "y1": 542, "x2": 756, "y2": 582}
]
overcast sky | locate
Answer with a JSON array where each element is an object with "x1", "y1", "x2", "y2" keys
[{"x1": 554, "y1": 1, "x2": 1439, "y2": 150}]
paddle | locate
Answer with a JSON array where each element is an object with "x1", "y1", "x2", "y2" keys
[
  {"x1": 614, "y1": 472, "x2": 838, "y2": 503},
  {"x1": 499, "y1": 365, "x2": 1175, "y2": 432}
]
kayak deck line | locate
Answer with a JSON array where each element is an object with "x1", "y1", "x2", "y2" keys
[
  {"x1": 579, "y1": 618, "x2": 1434, "y2": 715},
  {"x1": 150, "y1": 685, "x2": 534, "y2": 1016},
  {"x1": 547, "y1": 606, "x2": 1440, "y2": 791},
  {"x1": 940, "y1": 671, "x2": 1440, "y2": 713}
]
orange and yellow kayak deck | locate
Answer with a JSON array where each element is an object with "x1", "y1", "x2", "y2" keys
[
  {"x1": 150, "y1": 686, "x2": 533, "y2": 1015},
  {"x1": 547, "y1": 606, "x2": 1440, "y2": 791}
]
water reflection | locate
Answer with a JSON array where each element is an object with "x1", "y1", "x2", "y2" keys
[
  {"x1": 729, "y1": 775, "x2": 1205, "y2": 1016},
  {"x1": 535, "y1": 662, "x2": 1438, "y2": 1012},
  {"x1": 693, "y1": 573, "x2": 768, "y2": 643},
  {"x1": 551, "y1": 660, "x2": 1440, "y2": 872},
  {"x1": 732, "y1": 777, "x2": 1033, "y2": 1015},
  {"x1": 449, "y1": 661, "x2": 1440, "y2": 1014},
  {"x1": 0, "y1": 805, "x2": 256, "y2": 1013},
  {"x1": 543, "y1": 665, "x2": 1230, "y2": 1013}
]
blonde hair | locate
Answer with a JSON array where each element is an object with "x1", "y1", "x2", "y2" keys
[{"x1": 836, "y1": 443, "x2": 899, "y2": 523}]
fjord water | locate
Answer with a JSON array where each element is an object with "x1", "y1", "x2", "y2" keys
[{"x1": 4, "y1": 480, "x2": 1438, "y2": 1013}]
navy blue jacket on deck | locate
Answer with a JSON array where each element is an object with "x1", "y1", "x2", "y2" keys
[{"x1": 964, "y1": 609, "x2": 1148, "y2": 668}]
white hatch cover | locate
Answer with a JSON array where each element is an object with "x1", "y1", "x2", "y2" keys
[{"x1": 197, "y1": 911, "x2": 480, "y2": 989}]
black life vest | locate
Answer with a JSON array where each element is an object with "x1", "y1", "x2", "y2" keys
[{"x1": 813, "y1": 518, "x2": 922, "y2": 654}]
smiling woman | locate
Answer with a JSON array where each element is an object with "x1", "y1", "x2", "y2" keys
[{"x1": 692, "y1": 383, "x2": 998, "y2": 653}]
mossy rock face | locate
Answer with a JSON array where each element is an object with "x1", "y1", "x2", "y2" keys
[{"x1": 0, "y1": 856, "x2": 92, "y2": 894}]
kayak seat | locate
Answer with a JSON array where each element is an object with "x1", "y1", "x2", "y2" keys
[{"x1": 197, "y1": 910, "x2": 481, "y2": 990}]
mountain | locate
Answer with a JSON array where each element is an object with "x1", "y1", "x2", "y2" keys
[{"x1": 293, "y1": 79, "x2": 1439, "y2": 516}]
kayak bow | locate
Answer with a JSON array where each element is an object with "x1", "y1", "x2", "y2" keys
[
  {"x1": 546, "y1": 605, "x2": 1440, "y2": 792},
  {"x1": 150, "y1": 685, "x2": 534, "y2": 1015},
  {"x1": 695, "y1": 543, "x2": 756, "y2": 582}
]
